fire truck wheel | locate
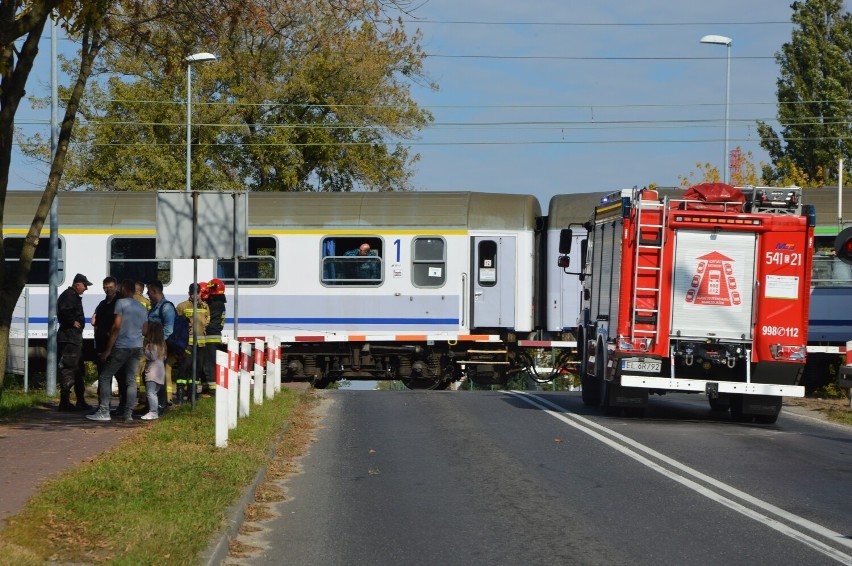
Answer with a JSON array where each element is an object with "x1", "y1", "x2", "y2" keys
[
  {"x1": 581, "y1": 372, "x2": 601, "y2": 406},
  {"x1": 728, "y1": 394, "x2": 754, "y2": 423},
  {"x1": 753, "y1": 412, "x2": 779, "y2": 425},
  {"x1": 600, "y1": 379, "x2": 620, "y2": 417},
  {"x1": 708, "y1": 394, "x2": 731, "y2": 412},
  {"x1": 577, "y1": 328, "x2": 588, "y2": 378},
  {"x1": 580, "y1": 336, "x2": 601, "y2": 406}
]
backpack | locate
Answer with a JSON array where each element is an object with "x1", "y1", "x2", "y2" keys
[{"x1": 162, "y1": 301, "x2": 189, "y2": 356}]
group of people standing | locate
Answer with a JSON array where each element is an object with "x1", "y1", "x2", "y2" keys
[{"x1": 56, "y1": 273, "x2": 227, "y2": 422}]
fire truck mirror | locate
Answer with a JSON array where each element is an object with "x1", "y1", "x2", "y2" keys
[
  {"x1": 835, "y1": 226, "x2": 852, "y2": 265},
  {"x1": 558, "y1": 229, "x2": 573, "y2": 253},
  {"x1": 557, "y1": 255, "x2": 571, "y2": 268}
]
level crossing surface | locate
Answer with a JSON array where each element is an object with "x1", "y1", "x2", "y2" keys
[{"x1": 228, "y1": 390, "x2": 852, "y2": 566}]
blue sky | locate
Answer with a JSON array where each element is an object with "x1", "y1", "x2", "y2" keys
[
  {"x1": 13, "y1": 1, "x2": 801, "y2": 210},
  {"x1": 405, "y1": 0, "x2": 799, "y2": 206}
]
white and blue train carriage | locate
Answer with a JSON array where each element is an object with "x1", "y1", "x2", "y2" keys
[{"x1": 5, "y1": 190, "x2": 542, "y2": 389}]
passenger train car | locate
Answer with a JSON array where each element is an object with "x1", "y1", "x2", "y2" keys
[
  {"x1": 5, "y1": 187, "x2": 850, "y2": 389},
  {"x1": 6, "y1": 190, "x2": 557, "y2": 389}
]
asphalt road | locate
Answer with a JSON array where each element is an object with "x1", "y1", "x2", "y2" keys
[{"x1": 234, "y1": 390, "x2": 852, "y2": 566}]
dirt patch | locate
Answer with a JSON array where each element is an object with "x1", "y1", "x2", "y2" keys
[
  {"x1": 784, "y1": 395, "x2": 852, "y2": 425},
  {"x1": 785, "y1": 396, "x2": 850, "y2": 412}
]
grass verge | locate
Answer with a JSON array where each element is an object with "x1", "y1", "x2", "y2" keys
[
  {"x1": 0, "y1": 389, "x2": 54, "y2": 420},
  {"x1": 0, "y1": 388, "x2": 306, "y2": 564},
  {"x1": 824, "y1": 406, "x2": 852, "y2": 425}
]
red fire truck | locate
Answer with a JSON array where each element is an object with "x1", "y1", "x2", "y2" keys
[{"x1": 559, "y1": 184, "x2": 815, "y2": 423}]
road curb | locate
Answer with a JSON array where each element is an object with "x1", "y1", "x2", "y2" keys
[{"x1": 200, "y1": 414, "x2": 296, "y2": 566}]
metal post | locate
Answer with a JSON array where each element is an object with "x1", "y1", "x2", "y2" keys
[
  {"x1": 724, "y1": 42, "x2": 731, "y2": 184},
  {"x1": 839, "y1": 157, "x2": 844, "y2": 233},
  {"x1": 184, "y1": 53, "x2": 216, "y2": 408},
  {"x1": 46, "y1": 16, "x2": 59, "y2": 396},
  {"x1": 186, "y1": 62, "x2": 192, "y2": 195},
  {"x1": 700, "y1": 35, "x2": 733, "y2": 184},
  {"x1": 191, "y1": 191, "x2": 198, "y2": 409}
]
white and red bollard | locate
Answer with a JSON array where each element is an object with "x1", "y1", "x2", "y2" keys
[
  {"x1": 253, "y1": 338, "x2": 265, "y2": 405},
  {"x1": 215, "y1": 350, "x2": 229, "y2": 448},
  {"x1": 227, "y1": 340, "x2": 239, "y2": 429},
  {"x1": 239, "y1": 341, "x2": 252, "y2": 418}
]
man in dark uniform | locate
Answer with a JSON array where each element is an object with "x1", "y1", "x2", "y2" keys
[
  {"x1": 91, "y1": 276, "x2": 118, "y2": 409},
  {"x1": 57, "y1": 273, "x2": 94, "y2": 411}
]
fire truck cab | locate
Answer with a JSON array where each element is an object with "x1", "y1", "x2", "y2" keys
[{"x1": 562, "y1": 185, "x2": 815, "y2": 423}]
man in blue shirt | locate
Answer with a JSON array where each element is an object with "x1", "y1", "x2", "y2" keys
[
  {"x1": 146, "y1": 279, "x2": 177, "y2": 407},
  {"x1": 87, "y1": 279, "x2": 149, "y2": 422}
]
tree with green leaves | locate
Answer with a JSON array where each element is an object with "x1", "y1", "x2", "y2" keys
[
  {"x1": 28, "y1": 0, "x2": 434, "y2": 193},
  {"x1": 0, "y1": 0, "x2": 113, "y2": 392},
  {"x1": 758, "y1": 0, "x2": 852, "y2": 186}
]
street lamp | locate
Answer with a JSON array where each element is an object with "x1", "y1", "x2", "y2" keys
[
  {"x1": 185, "y1": 52, "x2": 217, "y2": 193},
  {"x1": 185, "y1": 51, "x2": 216, "y2": 408},
  {"x1": 700, "y1": 35, "x2": 732, "y2": 184}
]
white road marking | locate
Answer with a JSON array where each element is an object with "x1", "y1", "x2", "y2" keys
[{"x1": 507, "y1": 391, "x2": 852, "y2": 565}]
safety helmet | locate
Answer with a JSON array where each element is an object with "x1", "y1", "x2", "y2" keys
[
  {"x1": 198, "y1": 281, "x2": 209, "y2": 301},
  {"x1": 207, "y1": 278, "x2": 226, "y2": 295}
]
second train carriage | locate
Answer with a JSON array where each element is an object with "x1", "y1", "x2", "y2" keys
[{"x1": 5, "y1": 190, "x2": 543, "y2": 388}]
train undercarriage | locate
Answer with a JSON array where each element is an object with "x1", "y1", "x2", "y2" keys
[{"x1": 278, "y1": 337, "x2": 576, "y2": 390}]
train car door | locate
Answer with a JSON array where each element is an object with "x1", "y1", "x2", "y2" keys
[{"x1": 472, "y1": 236, "x2": 516, "y2": 328}]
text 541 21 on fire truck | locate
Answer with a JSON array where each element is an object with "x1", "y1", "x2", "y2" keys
[{"x1": 558, "y1": 184, "x2": 815, "y2": 424}]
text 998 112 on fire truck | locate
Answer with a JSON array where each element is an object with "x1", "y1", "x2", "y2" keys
[{"x1": 560, "y1": 183, "x2": 815, "y2": 424}]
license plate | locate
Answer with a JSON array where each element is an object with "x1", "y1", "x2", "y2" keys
[{"x1": 621, "y1": 359, "x2": 661, "y2": 373}]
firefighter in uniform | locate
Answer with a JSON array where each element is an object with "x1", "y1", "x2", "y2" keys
[
  {"x1": 202, "y1": 278, "x2": 227, "y2": 396},
  {"x1": 175, "y1": 283, "x2": 210, "y2": 402}
]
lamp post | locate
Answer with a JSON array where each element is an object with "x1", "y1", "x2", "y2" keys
[
  {"x1": 700, "y1": 35, "x2": 732, "y2": 184},
  {"x1": 185, "y1": 52, "x2": 217, "y2": 193},
  {"x1": 185, "y1": 51, "x2": 216, "y2": 407}
]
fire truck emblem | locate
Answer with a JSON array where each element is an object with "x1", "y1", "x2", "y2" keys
[{"x1": 685, "y1": 251, "x2": 739, "y2": 306}]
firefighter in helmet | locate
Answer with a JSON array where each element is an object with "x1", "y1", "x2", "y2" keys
[
  {"x1": 202, "y1": 278, "x2": 227, "y2": 395},
  {"x1": 175, "y1": 282, "x2": 210, "y2": 402}
]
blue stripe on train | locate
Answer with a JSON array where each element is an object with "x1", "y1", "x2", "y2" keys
[
  {"x1": 223, "y1": 317, "x2": 460, "y2": 325},
  {"x1": 25, "y1": 317, "x2": 460, "y2": 325}
]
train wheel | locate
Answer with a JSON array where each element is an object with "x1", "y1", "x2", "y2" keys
[
  {"x1": 311, "y1": 370, "x2": 330, "y2": 389},
  {"x1": 581, "y1": 337, "x2": 601, "y2": 407},
  {"x1": 402, "y1": 377, "x2": 445, "y2": 390}
]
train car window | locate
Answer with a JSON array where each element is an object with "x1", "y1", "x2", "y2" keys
[
  {"x1": 217, "y1": 236, "x2": 277, "y2": 286},
  {"x1": 3, "y1": 236, "x2": 63, "y2": 285},
  {"x1": 812, "y1": 236, "x2": 852, "y2": 287},
  {"x1": 109, "y1": 237, "x2": 171, "y2": 284},
  {"x1": 478, "y1": 240, "x2": 498, "y2": 287},
  {"x1": 321, "y1": 236, "x2": 383, "y2": 286},
  {"x1": 412, "y1": 237, "x2": 446, "y2": 287}
]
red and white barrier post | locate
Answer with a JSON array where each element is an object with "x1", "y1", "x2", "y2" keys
[
  {"x1": 253, "y1": 338, "x2": 265, "y2": 405},
  {"x1": 274, "y1": 337, "x2": 282, "y2": 393},
  {"x1": 264, "y1": 337, "x2": 275, "y2": 399},
  {"x1": 215, "y1": 350, "x2": 229, "y2": 448},
  {"x1": 227, "y1": 340, "x2": 239, "y2": 429},
  {"x1": 239, "y1": 341, "x2": 252, "y2": 418}
]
